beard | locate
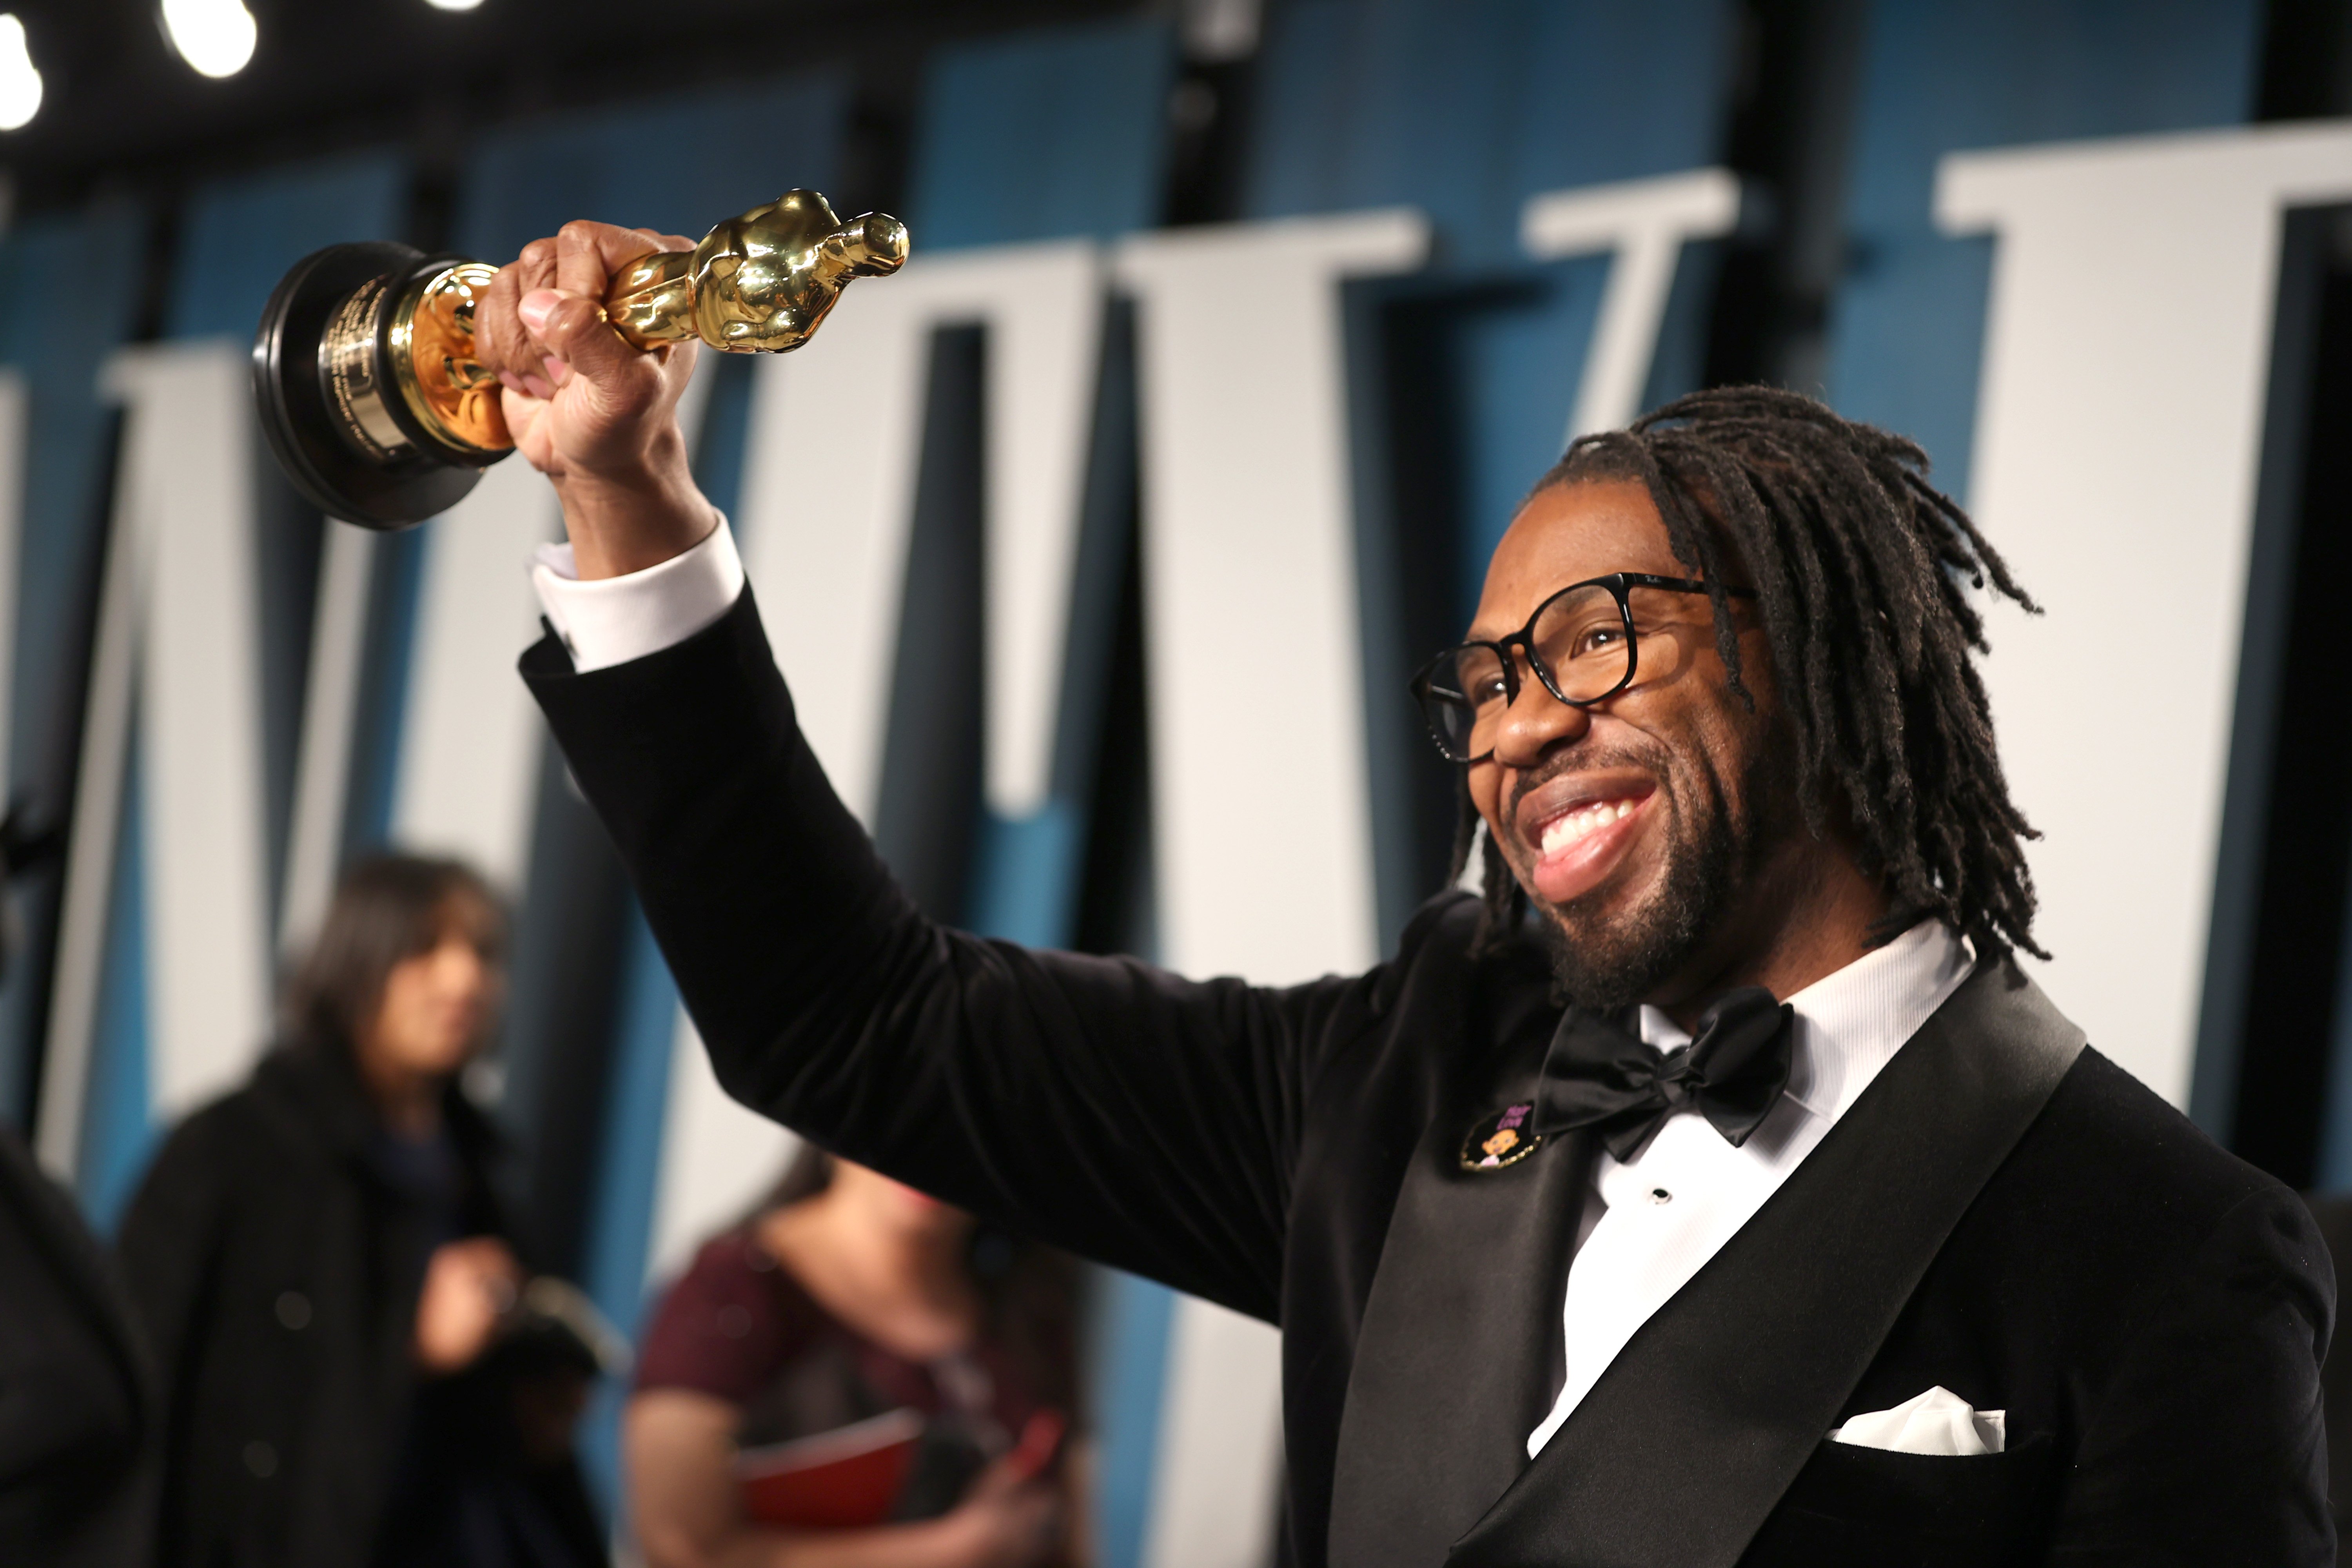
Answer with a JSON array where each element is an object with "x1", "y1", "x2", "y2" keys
[{"x1": 1520, "y1": 731, "x2": 1784, "y2": 1010}]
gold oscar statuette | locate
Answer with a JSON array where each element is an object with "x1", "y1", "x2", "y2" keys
[{"x1": 254, "y1": 190, "x2": 909, "y2": 529}]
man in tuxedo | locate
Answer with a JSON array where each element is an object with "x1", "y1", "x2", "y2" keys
[{"x1": 481, "y1": 221, "x2": 2331, "y2": 1565}]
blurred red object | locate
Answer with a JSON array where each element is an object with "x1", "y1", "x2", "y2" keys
[{"x1": 736, "y1": 1408, "x2": 923, "y2": 1529}]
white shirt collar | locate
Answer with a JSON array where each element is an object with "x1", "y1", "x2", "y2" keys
[{"x1": 1633, "y1": 918, "x2": 1976, "y2": 1134}]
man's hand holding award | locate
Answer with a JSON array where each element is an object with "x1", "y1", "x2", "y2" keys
[{"x1": 252, "y1": 189, "x2": 905, "y2": 555}]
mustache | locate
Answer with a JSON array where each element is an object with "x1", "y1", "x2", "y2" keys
[{"x1": 1503, "y1": 738, "x2": 1673, "y2": 836}]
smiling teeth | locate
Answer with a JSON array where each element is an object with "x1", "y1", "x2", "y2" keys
[{"x1": 1540, "y1": 799, "x2": 1635, "y2": 855}]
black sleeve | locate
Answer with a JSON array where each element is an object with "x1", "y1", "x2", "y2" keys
[
  {"x1": 526, "y1": 590, "x2": 1401, "y2": 1321},
  {"x1": 2048, "y1": 1183, "x2": 2336, "y2": 1565}
]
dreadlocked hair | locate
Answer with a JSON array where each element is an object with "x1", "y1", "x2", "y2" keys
[{"x1": 1455, "y1": 385, "x2": 2045, "y2": 962}]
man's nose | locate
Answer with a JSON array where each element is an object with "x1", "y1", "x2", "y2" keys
[{"x1": 1490, "y1": 675, "x2": 1591, "y2": 766}]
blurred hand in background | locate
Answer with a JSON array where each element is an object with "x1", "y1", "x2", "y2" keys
[{"x1": 413, "y1": 1234, "x2": 523, "y2": 1374}]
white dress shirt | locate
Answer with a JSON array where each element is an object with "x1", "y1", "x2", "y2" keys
[
  {"x1": 530, "y1": 515, "x2": 745, "y2": 673},
  {"x1": 523, "y1": 528, "x2": 1982, "y2": 1463},
  {"x1": 1524, "y1": 917, "x2": 1976, "y2": 1455}
]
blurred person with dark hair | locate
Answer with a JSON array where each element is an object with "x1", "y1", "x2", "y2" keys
[
  {"x1": 626, "y1": 1145, "x2": 1083, "y2": 1568},
  {"x1": 117, "y1": 853, "x2": 606, "y2": 1568}
]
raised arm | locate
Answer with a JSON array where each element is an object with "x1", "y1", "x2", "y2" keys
[{"x1": 485, "y1": 222, "x2": 1399, "y2": 1318}]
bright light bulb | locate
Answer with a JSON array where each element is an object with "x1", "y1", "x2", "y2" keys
[
  {"x1": 160, "y1": 0, "x2": 256, "y2": 79},
  {"x1": 0, "y1": 16, "x2": 41, "y2": 131},
  {"x1": 425, "y1": 0, "x2": 485, "y2": 10}
]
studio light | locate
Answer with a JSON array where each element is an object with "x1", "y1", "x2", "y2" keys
[
  {"x1": 160, "y1": 0, "x2": 257, "y2": 79},
  {"x1": 425, "y1": 0, "x2": 486, "y2": 11},
  {"x1": 0, "y1": 16, "x2": 40, "y2": 131}
]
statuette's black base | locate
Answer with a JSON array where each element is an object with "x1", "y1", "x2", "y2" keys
[{"x1": 253, "y1": 243, "x2": 496, "y2": 531}]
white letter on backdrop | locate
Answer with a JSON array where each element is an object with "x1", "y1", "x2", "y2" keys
[
  {"x1": 1938, "y1": 120, "x2": 2352, "y2": 1107},
  {"x1": 1114, "y1": 207, "x2": 1428, "y2": 1568},
  {"x1": 40, "y1": 341, "x2": 273, "y2": 1172},
  {"x1": 644, "y1": 243, "x2": 1105, "y2": 1285},
  {"x1": 1524, "y1": 168, "x2": 1750, "y2": 439},
  {"x1": 390, "y1": 458, "x2": 564, "y2": 895},
  {"x1": 277, "y1": 522, "x2": 377, "y2": 956},
  {"x1": 735, "y1": 239, "x2": 1103, "y2": 819},
  {"x1": 1521, "y1": 167, "x2": 1742, "y2": 439}
]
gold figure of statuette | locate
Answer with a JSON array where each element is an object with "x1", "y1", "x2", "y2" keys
[{"x1": 326, "y1": 190, "x2": 909, "y2": 464}]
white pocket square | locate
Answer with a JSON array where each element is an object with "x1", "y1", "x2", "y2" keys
[{"x1": 1829, "y1": 1385, "x2": 2005, "y2": 1456}]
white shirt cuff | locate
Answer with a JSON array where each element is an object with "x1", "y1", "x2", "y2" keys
[{"x1": 530, "y1": 516, "x2": 746, "y2": 673}]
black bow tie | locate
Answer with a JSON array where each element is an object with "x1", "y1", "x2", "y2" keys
[{"x1": 1534, "y1": 986, "x2": 1796, "y2": 1161}]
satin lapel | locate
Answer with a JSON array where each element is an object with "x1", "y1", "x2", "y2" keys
[
  {"x1": 1450, "y1": 959, "x2": 2085, "y2": 1568},
  {"x1": 1327, "y1": 1083, "x2": 1591, "y2": 1568}
]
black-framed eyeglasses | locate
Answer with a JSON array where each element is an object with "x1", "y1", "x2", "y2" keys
[{"x1": 1408, "y1": 573, "x2": 1755, "y2": 764}]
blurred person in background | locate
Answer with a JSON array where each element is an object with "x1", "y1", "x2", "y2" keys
[
  {"x1": 0, "y1": 810, "x2": 158, "y2": 1566},
  {"x1": 0, "y1": 1120, "x2": 157, "y2": 1565},
  {"x1": 626, "y1": 1146, "x2": 1085, "y2": 1568},
  {"x1": 117, "y1": 853, "x2": 606, "y2": 1568}
]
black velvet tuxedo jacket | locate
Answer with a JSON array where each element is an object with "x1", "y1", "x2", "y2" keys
[{"x1": 525, "y1": 591, "x2": 2334, "y2": 1566}]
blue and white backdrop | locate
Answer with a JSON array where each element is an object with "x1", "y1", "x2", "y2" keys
[{"x1": 0, "y1": 2, "x2": 2346, "y2": 1562}]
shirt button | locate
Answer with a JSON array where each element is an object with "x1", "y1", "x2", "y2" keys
[
  {"x1": 1648, "y1": 1187, "x2": 1673, "y2": 1205},
  {"x1": 244, "y1": 1441, "x2": 278, "y2": 1479},
  {"x1": 276, "y1": 1291, "x2": 311, "y2": 1330}
]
